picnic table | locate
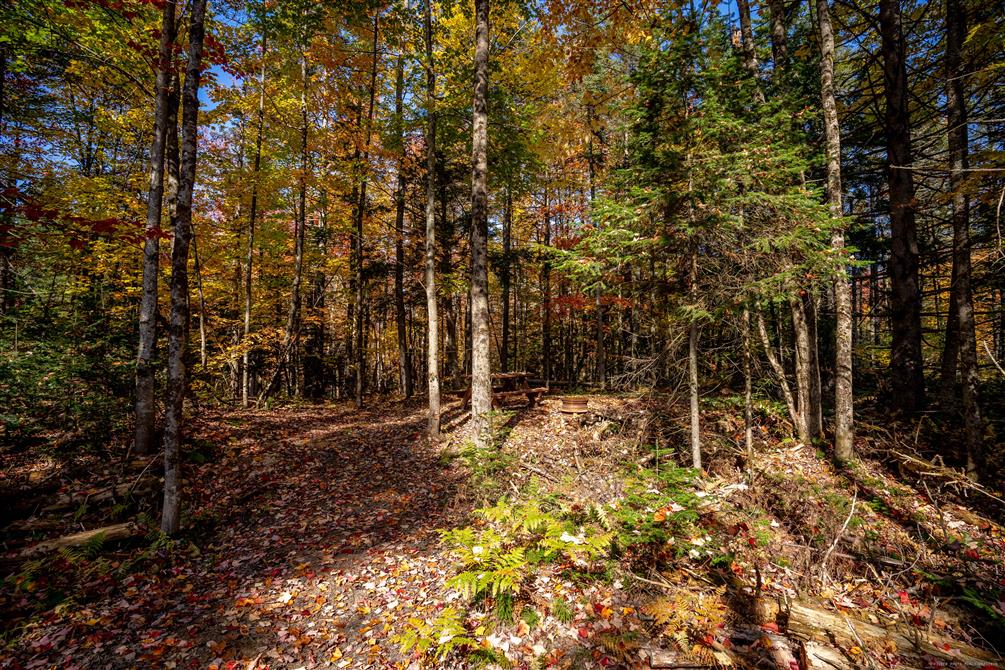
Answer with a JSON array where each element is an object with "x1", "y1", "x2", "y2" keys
[{"x1": 459, "y1": 372, "x2": 548, "y2": 408}]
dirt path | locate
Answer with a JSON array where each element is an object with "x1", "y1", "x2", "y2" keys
[
  {"x1": 6, "y1": 397, "x2": 1004, "y2": 670},
  {"x1": 4, "y1": 400, "x2": 472, "y2": 669}
]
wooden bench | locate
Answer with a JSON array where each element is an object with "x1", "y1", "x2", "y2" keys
[
  {"x1": 491, "y1": 387, "x2": 549, "y2": 408},
  {"x1": 458, "y1": 372, "x2": 548, "y2": 409}
]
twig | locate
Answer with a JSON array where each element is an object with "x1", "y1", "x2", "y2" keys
[
  {"x1": 820, "y1": 491, "x2": 857, "y2": 585},
  {"x1": 622, "y1": 569, "x2": 675, "y2": 591},
  {"x1": 127, "y1": 454, "x2": 160, "y2": 496},
  {"x1": 521, "y1": 463, "x2": 558, "y2": 482},
  {"x1": 984, "y1": 341, "x2": 1005, "y2": 378},
  {"x1": 841, "y1": 614, "x2": 878, "y2": 670},
  {"x1": 921, "y1": 480, "x2": 949, "y2": 543}
]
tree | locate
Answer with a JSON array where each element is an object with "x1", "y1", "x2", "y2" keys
[
  {"x1": 354, "y1": 13, "x2": 380, "y2": 409},
  {"x1": 135, "y1": 0, "x2": 177, "y2": 455},
  {"x1": 162, "y1": 0, "x2": 208, "y2": 535},
  {"x1": 424, "y1": 0, "x2": 441, "y2": 437},
  {"x1": 879, "y1": 0, "x2": 925, "y2": 412},
  {"x1": 817, "y1": 0, "x2": 854, "y2": 461},
  {"x1": 286, "y1": 42, "x2": 308, "y2": 396},
  {"x1": 501, "y1": 186, "x2": 512, "y2": 372},
  {"x1": 943, "y1": 0, "x2": 982, "y2": 476},
  {"x1": 393, "y1": 19, "x2": 412, "y2": 399},
  {"x1": 469, "y1": 0, "x2": 491, "y2": 447},
  {"x1": 243, "y1": 33, "x2": 267, "y2": 409}
]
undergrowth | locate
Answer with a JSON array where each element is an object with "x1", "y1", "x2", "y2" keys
[{"x1": 400, "y1": 460, "x2": 726, "y2": 664}]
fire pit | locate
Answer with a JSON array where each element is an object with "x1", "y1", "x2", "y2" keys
[{"x1": 559, "y1": 396, "x2": 590, "y2": 414}]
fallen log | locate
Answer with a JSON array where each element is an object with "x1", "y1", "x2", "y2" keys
[
  {"x1": 800, "y1": 640, "x2": 854, "y2": 670},
  {"x1": 4, "y1": 517, "x2": 67, "y2": 534},
  {"x1": 42, "y1": 477, "x2": 158, "y2": 513},
  {"x1": 17, "y1": 522, "x2": 143, "y2": 558},
  {"x1": 763, "y1": 632, "x2": 801, "y2": 670},
  {"x1": 786, "y1": 601, "x2": 1000, "y2": 669}
]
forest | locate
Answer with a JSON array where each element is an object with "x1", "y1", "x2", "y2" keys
[{"x1": 1, "y1": 0, "x2": 1004, "y2": 667}]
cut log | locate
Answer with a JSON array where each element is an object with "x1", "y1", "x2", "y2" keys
[
  {"x1": 786, "y1": 601, "x2": 1000, "y2": 669},
  {"x1": 16, "y1": 522, "x2": 143, "y2": 558}
]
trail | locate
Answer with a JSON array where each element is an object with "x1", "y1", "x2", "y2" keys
[
  {"x1": 6, "y1": 397, "x2": 1004, "y2": 670},
  {"x1": 6, "y1": 401, "x2": 472, "y2": 669}
]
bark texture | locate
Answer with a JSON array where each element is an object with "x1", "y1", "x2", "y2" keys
[
  {"x1": 791, "y1": 298, "x2": 814, "y2": 444},
  {"x1": 736, "y1": 0, "x2": 758, "y2": 76},
  {"x1": 424, "y1": 0, "x2": 441, "y2": 437},
  {"x1": 880, "y1": 0, "x2": 925, "y2": 412},
  {"x1": 688, "y1": 252, "x2": 701, "y2": 469},
  {"x1": 243, "y1": 35, "x2": 267, "y2": 408},
  {"x1": 501, "y1": 188, "x2": 512, "y2": 372},
  {"x1": 393, "y1": 43, "x2": 412, "y2": 399},
  {"x1": 817, "y1": 0, "x2": 854, "y2": 460},
  {"x1": 135, "y1": 0, "x2": 177, "y2": 455},
  {"x1": 470, "y1": 0, "x2": 492, "y2": 446},
  {"x1": 354, "y1": 16, "x2": 380, "y2": 409},
  {"x1": 542, "y1": 188, "x2": 552, "y2": 383},
  {"x1": 944, "y1": 0, "x2": 982, "y2": 475},
  {"x1": 162, "y1": 0, "x2": 207, "y2": 535},
  {"x1": 768, "y1": 0, "x2": 787, "y2": 71}
]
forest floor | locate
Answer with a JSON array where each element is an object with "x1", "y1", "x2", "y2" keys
[{"x1": 1, "y1": 395, "x2": 1004, "y2": 670}]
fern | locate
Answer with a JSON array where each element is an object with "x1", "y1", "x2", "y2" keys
[
  {"x1": 642, "y1": 584, "x2": 729, "y2": 653},
  {"x1": 442, "y1": 498, "x2": 611, "y2": 606},
  {"x1": 397, "y1": 607, "x2": 476, "y2": 662},
  {"x1": 596, "y1": 630, "x2": 641, "y2": 664}
]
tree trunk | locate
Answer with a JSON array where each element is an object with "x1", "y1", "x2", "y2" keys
[
  {"x1": 354, "y1": 15, "x2": 380, "y2": 410},
  {"x1": 736, "y1": 0, "x2": 758, "y2": 76},
  {"x1": 768, "y1": 0, "x2": 787, "y2": 71},
  {"x1": 587, "y1": 116, "x2": 605, "y2": 389},
  {"x1": 161, "y1": 0, "x2": 207, "y2": 536},
  {"x1": 191, "y1": 222, "x2": 207, "y2": 368},
  {"x1": 817, "y1": 0, "x2": 854, "y2": 461},
  {"x1": 688, "y1": 251, "x2": 701, "y2": 470},
  {"x1": 791, "y1": 298, "x2": 814, "y2": 444},
  {"x1": 393, "y1": 42, "x2": 413, "y2": 399},
  {"x1": 880, "y1": 0, "x2": 925, "y2": 412},
  {"x1": 243, "y1": 35, "x2": 267, "y2": 409},
  {"x1": 743, "y1": 307, "x2": 753, "y2": 480},
  {"x1": 424, "y1": 0, "x2": 441, "y2": 437},
  {"x1": 135, "y1": 0, "x2": 177, "y2": 456},
  {"x1": 944, "y1": 0, "x2": 982, "y2": 476},
  {"x1": 0, "y1": 45, "x2": 11, "y2": 317},
  {"x1": 757, "y1": 312, "x2": 802, "y2": 438},
  {"x1": 807, "y1": 296, "x2": 823, "y2": 439},
  {"x1": 469, "y1": 0, "x2": 492, "y2": 446},
  {"x1": 542, "y1": 187, "x2": 552, "y2": 383},
  {"x1": 688, "y1": 320, "x2": 701, "y2": 470},
  {"x1": 938, "y1": 286, "x2": 960, "y2": 407},
  {"x1": 282, "y1": 48, "x2": 308, "y2": 398},
  {"x1": 303, "y1": 271, "x2": 326, "y2": 397},
  {"x1": 501, "y1": 187, "x2": 512, "y2": 373}
]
